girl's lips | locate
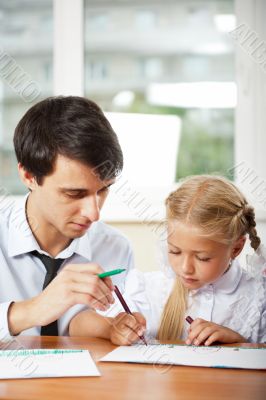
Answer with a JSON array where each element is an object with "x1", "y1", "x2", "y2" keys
[{"x1": 182, "y1": 276, "x2": 198, "y2": 284}]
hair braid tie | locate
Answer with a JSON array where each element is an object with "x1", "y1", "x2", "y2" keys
[{"x1": 243, "y1": 204, "x2": 261, "y2": 250}]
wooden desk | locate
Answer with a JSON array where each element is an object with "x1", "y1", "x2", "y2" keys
[{"x1": 0, "y1": 337, "x2": 265, "y2": 400}]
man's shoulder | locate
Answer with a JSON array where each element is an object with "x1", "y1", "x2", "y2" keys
[
  {"x1": 0, "y1": 203, "x2": 13, "y2": 237},
  {"x1": 0, "y1": 196, "x2": 25, "y2": 229},
  {"x1": 0, "y1": 204, "x2": 13, "y2": 254},
  {"x1": 0, "y1": 196, "x2": 28, "y2": 252}
]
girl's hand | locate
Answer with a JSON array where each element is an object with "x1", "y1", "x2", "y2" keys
[
  {"x1": 185, "y1": 318, "x2": 246, "y2": 346},
  {"x1": 110, "y1": 312, "x2": 146, "y2": 345}
]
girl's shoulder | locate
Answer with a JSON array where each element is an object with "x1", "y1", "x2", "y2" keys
[
  {"x1": 234, "y1": 259, "x2": 266, "y2": 310},
  {"x1": 239, "y1": 262, "x2": 266, "y2": 296},
  {"x1": 228, "y1": 262, "x2": 266, "y2": 342}
]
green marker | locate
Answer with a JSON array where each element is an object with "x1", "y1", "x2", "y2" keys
[{"x1": 98, "y1": 268, "x2": 126, "y2": 279}]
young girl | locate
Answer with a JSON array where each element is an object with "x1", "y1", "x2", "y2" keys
[{"x1": 69, "y1": 175, "x2": 266, "y2": 345}]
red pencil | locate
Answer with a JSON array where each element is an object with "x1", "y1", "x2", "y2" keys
[
  {"x1": 114, "y1": 285, "x2": 147, "y2": 346},
  {"x1": 186, "y1": 316, "x2": 194, "y2": 324}
]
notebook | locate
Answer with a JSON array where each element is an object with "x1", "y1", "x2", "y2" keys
[
  {"x1": 0, "y1": 349, "x2": 100, "y2": 379},
  {"x1": 100, "y1": 344, "x2": 266, "y2": 370}
]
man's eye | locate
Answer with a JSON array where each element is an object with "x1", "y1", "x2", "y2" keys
[
  {"x1": 66, "y1": 193, "x2": 83, "y2": 199},
  {"x1": 98, "y1": 187, "x2": 109, "y2": 194}
]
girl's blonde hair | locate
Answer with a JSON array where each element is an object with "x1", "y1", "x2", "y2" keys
[{"x1": 157, "y1": 175, "x2": 261, "y2": 341}]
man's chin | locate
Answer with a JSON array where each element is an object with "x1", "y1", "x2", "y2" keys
[
  {"x1": 68, "y1": 231, "x2": 86, "y2": 239},
  {"x1": 66, "y1": 222, "x2": 92, "y2": 238}
]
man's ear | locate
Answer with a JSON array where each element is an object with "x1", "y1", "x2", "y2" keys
[
  {"x1": 231, "y1": 236, "x2": 246, "y2": 259},
  {"x1": 17, "y1": 163, "x2": 37, "y2": 190}
]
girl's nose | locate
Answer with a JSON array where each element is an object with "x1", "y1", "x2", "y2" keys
[{"x1": 181, "y1": 257, "x2": 195, "y2": 275}]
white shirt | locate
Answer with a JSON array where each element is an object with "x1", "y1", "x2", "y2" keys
[
  {"x1": 0, "y1": 195, "x2": 134, "y2": 340},
  {"x1": 103, "y1": 260, "x2": 266, "y2": 343}
]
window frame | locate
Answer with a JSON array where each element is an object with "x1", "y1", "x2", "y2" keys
[{"x1": 8, "y1": 0, "x2": 263, "y2": 222}]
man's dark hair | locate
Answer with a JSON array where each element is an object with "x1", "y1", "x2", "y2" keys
[{"x1": 13, "y1": 96, "x2": 123, "y2": 184}]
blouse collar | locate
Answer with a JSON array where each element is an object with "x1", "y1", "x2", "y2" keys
[{"x1": 190, "y1": 259, "x2": 243, "y2": 295}]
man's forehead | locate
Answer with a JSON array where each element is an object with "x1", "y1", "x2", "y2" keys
[
  {"x1": 55, "y1": 156, "x2": 112, "y2": 177},
  {"x1": 44, "y1": 156, "x2": 116, "y2": 188},
  {"x1": 57, "y1": 178, "x2": 115, "y2": 191}
]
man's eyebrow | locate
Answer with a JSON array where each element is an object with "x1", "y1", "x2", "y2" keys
[
  {"x1": 97, "y1": 182, "x2": 115, "y2": 191},
  {"x1": 59, "y1": 188, "x2": 86, "y2": 193},
  {"x1": 101, "y1": 182, "x2": 114, "y2": 189},
  {"x1": 59, "y1": 182, "x2": 114, "y2": 193}
]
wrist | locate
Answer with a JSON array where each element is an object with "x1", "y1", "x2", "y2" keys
[
  {"x1": 104, "y1": 317, "x2": 114, "y2": 340},
  {"x1": 93, "y1": 315, "x2": 114, "y2": 340},
  {"x1": 237, "y1": 334, "x2": 247, "y2": 343},
  {"x1": 8, "y1": 298, "x2": 38, "y2": 336},
  {"x1": 231, "y1": 330, "x2": 247, "y2": 344}
]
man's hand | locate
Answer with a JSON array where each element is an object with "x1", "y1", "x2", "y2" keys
[
  {"x1": 110, "y1": 312, "x2": 146, "y2": 345},
  {"x1": 185, "y1": 318, "x2": 246, "y2": 346},
  {"x1": 8, "y1": 263, "x2": 115, "y2": 335}
]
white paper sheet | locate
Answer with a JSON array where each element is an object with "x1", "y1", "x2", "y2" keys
[
  {"x1": 100, "y1": 344, "x2": 266, "y2": 370},
  {"x1": 0, "y1": 349, "x2": 100, "y2": 379}
]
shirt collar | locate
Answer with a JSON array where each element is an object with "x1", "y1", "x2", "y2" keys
[
  {"x1": 190, "y1": 259, "x2": 242, "y2": 296},
  {"x1": 8, "y1": 194, "x2": 92, "y2": 260},
  {"x1": 56, "y1": 232, "x2": 92, "y2": 260},
  {"x1": 212, "y1": 259, "x2": 242, "y2": 293},
  {"x1": 8, "y1": 194, "x2": 38, "y2": 257}
]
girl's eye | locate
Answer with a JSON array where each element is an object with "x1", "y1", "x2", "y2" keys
[
  {"x1": 197, "y1": 257, "x2": 211, "y2": 262},
  {"x1": 168, "y1": 251, "x2": 181, "y2": 255}
]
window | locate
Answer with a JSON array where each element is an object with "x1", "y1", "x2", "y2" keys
[
  {"x1": 135, "y1": 10, "x2": 157, "y2": 31},
  {"x1": 84, "y1": 0, "x2": 235, "y2": 183},
  {"x1": 1, "y1": 0, "x2": 265, "y2": 222},
  {"x1": 0, "y1": 0, "x2": 53, "y2": 194}
]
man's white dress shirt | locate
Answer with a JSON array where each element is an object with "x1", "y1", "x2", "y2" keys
[{"x1": 0, "y1": 195, "x2": 134, "y2": 340}]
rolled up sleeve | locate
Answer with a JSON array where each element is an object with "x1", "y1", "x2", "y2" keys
[{"x1": 0, "y1": 301, "x2": 14, "y2": 342}]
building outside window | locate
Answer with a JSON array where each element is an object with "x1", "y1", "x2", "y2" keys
[
  {"x1": 0, "y1": 0, "x2": 53, "y2": 194},
  {"x1": 84, "y1": 0, "x2": 235, "y2": 181}
]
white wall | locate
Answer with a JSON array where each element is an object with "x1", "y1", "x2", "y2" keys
[{"x1": 109, "y1": 218, "x2": 266, "y2": 273}]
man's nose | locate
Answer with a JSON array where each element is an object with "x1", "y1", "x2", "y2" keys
[{"x1": 80, "y1": 195, "x2": 100, "y2": 222}]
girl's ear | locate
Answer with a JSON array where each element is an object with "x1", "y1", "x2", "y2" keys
[{"x1": 231, "y1": 236, "x2": 246, "y2": 259}]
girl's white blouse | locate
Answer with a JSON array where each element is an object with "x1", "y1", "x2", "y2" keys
[{"x1": 103, "y1": 260, "x2": 266, "y2": 343}]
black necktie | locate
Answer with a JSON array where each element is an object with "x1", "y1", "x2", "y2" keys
[{"x1": 31, "y1": 250, "x2": 64, "y2": 336}]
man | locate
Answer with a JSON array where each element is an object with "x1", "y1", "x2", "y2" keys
[{"x1": 0, "y1": 96, "x2": 134, "y2": 339}]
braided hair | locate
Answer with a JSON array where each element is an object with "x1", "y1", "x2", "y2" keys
[{"x1": 157, "y1": 175, "x2": 261, "y2": 341}]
